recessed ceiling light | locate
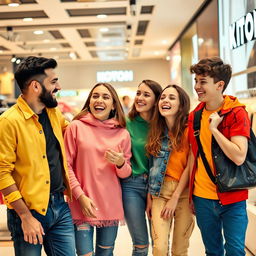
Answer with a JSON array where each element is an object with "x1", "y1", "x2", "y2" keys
[
  {"x1": 16, "y1": 59, "x2": 21, "y2": 64},
  {"x1": 43, "y1": 39, "x2": 50, "y2": 43},
  {"x1": 23, "y1": 18, "x2": 33, "y2": 22},
  {"x1": 154, "y1": 51, "x2": 160, "y2": 55},
  {"x1": 11, "y1": 56, "x2": 16, "y2": 62},
  {"x1": 166, "y1": 56, "x2": 171, "y2": 61},
  {"x1": 97, "y1": 14, "x2": 107, "y2": 19},
  {"x1": 162, "y1": 40, "x2": 168, "y2": 45},
  {"x1": 99, "y1": 28, "x2": 109, "y2": 33},
  {"x1": 8, "y1": 3, "x2": 20, "y2": 7},
  {"x1": 50, "y1": 48, "x2": 57, "y2": 51},
  {"x1": 34, "y1": 30, "x2": 44, "y2": 35},
  {"x1": 69, "y1": 52, "x2": 77, "y2": 60},
  {"x1": 0, "y1": 50, "x2": 3, "y2": 53}
]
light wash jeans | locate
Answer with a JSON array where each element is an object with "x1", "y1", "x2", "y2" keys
[
  {"x1": 151, "y1": 180, "x2": 194, "y2": 256},
  {"x1": 7, "y1": 192, "x2": 76, "y2": 256},
  {"x1": 75, "y1": 223, "x2": 118, "y2": 256},
  {"x1": 121, "y1": 174, "x2": 149, "y2": 256},
  {"x1": 193, "y1": 196, "x2": 248, "y2": 256}
]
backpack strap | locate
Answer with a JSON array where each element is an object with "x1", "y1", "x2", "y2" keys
[{"x1": 193, "y1": 108, "x2": 216, "y2": 184}]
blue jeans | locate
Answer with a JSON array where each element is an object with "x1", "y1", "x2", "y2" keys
[
  {"x1": 121, "y1": 174, "x2": 149, "y2": 256},
  {"x1": 7, "y1": 192, "x2": 76, "y2": 256},
  {"x1": 75, "y1": 223, "x2": 118, "y2": 256},
  {"x1": 193, "y1": 196, "x2": 248, "y2": 256}
]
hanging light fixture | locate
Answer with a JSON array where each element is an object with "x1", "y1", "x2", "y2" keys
[
  {"x1": 129, "y1": 0, "x2": 136, "y2": 16},
  {"x1": 11, "y1": 55, "x2": 16, "y2": 63}
]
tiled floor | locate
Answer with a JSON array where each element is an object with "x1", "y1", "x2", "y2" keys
[{"x1": 0, "y1": 225, "x2": 254, "y2": 255}]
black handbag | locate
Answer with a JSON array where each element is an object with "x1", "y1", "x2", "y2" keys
[{"x1": 193, "y1": 108, "x2": 256, "y2": 193}]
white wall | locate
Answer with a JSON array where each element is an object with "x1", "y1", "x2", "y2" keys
[{"x1": 56, "y1": 59, "x2": 170, "y2": 90}]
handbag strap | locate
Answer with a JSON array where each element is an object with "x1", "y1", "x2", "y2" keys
[{"x1": 193, "y1": 108, "x2": 216, "y2": 184}]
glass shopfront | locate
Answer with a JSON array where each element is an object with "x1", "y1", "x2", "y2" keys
[{"x1": 219, "y1": 0, "x2": 256, "y2": 96}]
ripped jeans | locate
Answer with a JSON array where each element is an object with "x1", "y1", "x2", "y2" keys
[
  {"x1": 74, "y1": 223, "x2": 118, "y2": 256},
  {"x1": 121, "y1": 174, "x2": 149, "y2": 256},
  {"x1": 151, "y1": 180, "x2": 194, "y2": 256}
]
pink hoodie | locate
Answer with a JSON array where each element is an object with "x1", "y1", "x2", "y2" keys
[{"x1": 64, "y1": 113, "x2": 132, "y2": 227}]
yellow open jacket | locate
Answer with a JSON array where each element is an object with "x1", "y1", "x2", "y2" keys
[{"x1": 0, "y1": 96, "x2": 71, "y2": 215}]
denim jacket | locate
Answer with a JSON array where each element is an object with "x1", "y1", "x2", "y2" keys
[{"x1": 148, "y1": 131, "x2": 171, "y2": 196}]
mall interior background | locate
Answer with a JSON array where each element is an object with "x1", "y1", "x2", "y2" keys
[{"x1": 0, "y1": 0, "x2": 256, "y2": 255}]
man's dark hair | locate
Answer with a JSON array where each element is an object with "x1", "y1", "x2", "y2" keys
[
  {"x1": 190, "y1": 56, "x2": 232, "y2": 92},
  {"x1": 14, "y1": 56, "x2": 57, "y2": 92}
]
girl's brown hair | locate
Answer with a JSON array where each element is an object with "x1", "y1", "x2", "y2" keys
[
  {"x1": 128, "y1": 79, "x2": 162, "y2": 120},
  {"x1": 190, "y1": 57, "x2": 232, "y2": 92},
  {"x1": 73, "y1": 83, "x2": 126, "y2": 127},
  {"x1": 146, "y1": 84, "x2": 190, "y2": 156}
]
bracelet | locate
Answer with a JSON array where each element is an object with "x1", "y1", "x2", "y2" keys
[{"x1": 4, "y1": 190, "x2": 22, "y2": 205}]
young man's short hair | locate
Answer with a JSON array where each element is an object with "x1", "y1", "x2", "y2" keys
[
  {"x1": 15, "y1": 56, "x2": 57, "y2": 93},
  {"x1": 190, "y1": 57, "x2": 232, "y2": 92}
]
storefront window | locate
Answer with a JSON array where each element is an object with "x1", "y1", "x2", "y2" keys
[
  {"x1": 197, "y1": 0, "x2": 219, "y2": 59},
  {"x1": 219, "y1": 0, "x2": 256, "y2": 95},
  {"x1": 168, "y1": 42, "x2": 181, "y2": 86},
  {"x1": 180, "y1": 24, "x2": 198, "y2": 97}
]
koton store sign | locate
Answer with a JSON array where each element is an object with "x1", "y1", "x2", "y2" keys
[
  {"x1": 97, "y1": 70, "x2": 134, "y2": 83},
  {"x1": 230, "y1": 9, "x2": 256, "y2": 49}
]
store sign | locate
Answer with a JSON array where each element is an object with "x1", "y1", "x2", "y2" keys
[
  {"x1": 97, "y1": 70, "x2": 133, "y2": 83},
  {"x1": 57, "y1": 90, "x2": 78, "y2": 97},
  {"x1": 230, "y1": 9, "x2": 256, "y2": 49}
]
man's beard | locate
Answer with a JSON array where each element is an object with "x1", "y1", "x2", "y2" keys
[{"x1": 39, "y1": 84, "x2": 58, "y2": 108}]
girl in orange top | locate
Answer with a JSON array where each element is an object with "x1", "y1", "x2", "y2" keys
[{"x1": 146, "y1": 85, "x2": 194, "y2": 256}]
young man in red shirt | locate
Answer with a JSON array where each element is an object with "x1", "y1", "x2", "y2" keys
[{"x1": 188, "y1": 57, "x2": 250, "y2": 256}]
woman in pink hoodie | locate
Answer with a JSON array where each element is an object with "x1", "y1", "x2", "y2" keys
[{"x1": 64, "y1": 83, "x2": 132, "y2": 256}]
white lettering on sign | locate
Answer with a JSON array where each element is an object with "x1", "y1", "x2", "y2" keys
[
  {"x1": 230, "y1": 9, "x2": 256, "y2": 49},
  {"x1": 97, "y1": 70, "x2": 134, "y2": 83}
]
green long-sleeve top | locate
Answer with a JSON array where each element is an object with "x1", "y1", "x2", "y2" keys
[{"x1": 126, "y1": 115, "x2": 149, "y2": 175}]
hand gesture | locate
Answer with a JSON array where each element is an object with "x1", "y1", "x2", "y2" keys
[
  {"x1": 160, "y1": 196, "x2": 179, "y2": 220},
  {"x1": 104, "y1": 145, "x2": 125, "y2": 168},
  {"x1": 20, "y1": 214, "x2": 45, "y2": 245},
  {"x1": 209, "y1": 112, "x2": 223, "y2": 131},
  {"x1": 78, "y1": 194, "x2": 97, "y2": 218}
]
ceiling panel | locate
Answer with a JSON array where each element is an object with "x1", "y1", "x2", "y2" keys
[
  {"x1": 0, "y1": 10, "x2": 48, "y2": 20},
  {"x1": 0, "y1": 45, "x2": 9, "y2": 50},
  {"x1": 0, "y1": 0, "x2": 205, "y2": 63},
  {"x1": 49, "y1": 30, "x2": 65, "y2": 39},
  {"x1": 67, "y1": 7, "x2": 126, "y2": 17},
  {"x1": 0, "y1": 30, "x2": 55, "y2": 42},
  {"x1": 140, "y1": 5, "x2": 154, "y2": 14},
  {"x1": 136, "y1": 20, "x2": 149, "y2": 36}
]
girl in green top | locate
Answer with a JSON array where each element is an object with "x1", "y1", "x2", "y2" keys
[{"x1": 121, "y1": 80, "x2": 162, "y2": 256}]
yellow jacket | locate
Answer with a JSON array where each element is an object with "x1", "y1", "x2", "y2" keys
[{"x1": 0, "y1": 96, "x2": 71, "y2": 215}]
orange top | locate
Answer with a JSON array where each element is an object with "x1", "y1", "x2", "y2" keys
[
  {"x1": 165, "y1": 128, "x2": 189, "y2": 181},
  {"x1": 193, "y1": 107, "x2": 222, "y2": 199}
]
